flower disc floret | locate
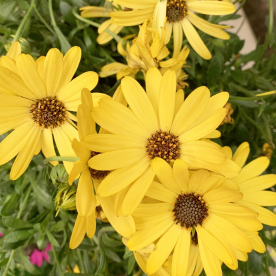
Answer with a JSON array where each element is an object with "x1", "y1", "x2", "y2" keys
[
  {"x1": 167, "y1": 0, "x2": 188, "y2": 23},
  {"x1": 146, "y1": 130, "x2": 180, "y2": 162},
  {"x1": 173, "y1": 192, "x2": 209, "y2": 228},
  {"x1": 30, "y1": 96, "x2": 66, "y2": 128}
]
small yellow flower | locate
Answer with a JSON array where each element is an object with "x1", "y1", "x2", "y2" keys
[
  {"x1": 127, "y1": 159, "x2": 260, "y2": 275},
  {"x1": 0, "y1": 47, "x2": 98, "y2": 179},
  {"x1": 262, "y1": 143, "x2": 273, "y2": 160},
  {"x1": 100, "y1": 18, "x2": 170, "y2": 79},
  {"x1": 110, "y1": 0, "x2": 235, "y2": 59},
  {"x1": 69, "y1": 88, "x2": 135, "y2": 249},
  {"x1": 80, "y1": 1, "x2": 123, "y2": 44},
  {"x1": 85, "y1": 68, "x2": 240, "y2": 216}
]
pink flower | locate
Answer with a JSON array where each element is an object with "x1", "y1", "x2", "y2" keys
[
  {"x1": 0, "y1": 232, "x2": 3, "y2": 237},
  {"x1": 30, "y1": 243, "x2": 51, "y2": 267}
]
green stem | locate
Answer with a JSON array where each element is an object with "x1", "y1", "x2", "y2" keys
[
  {"x1": 12, "y1": 0, "x2": 36, "y2": 42},
  {"x1": 48, "y1": 0, "x2": 57, "y2": 28},
  {"x1": 229, "y1": 83, "x2": 255, "y2": 97},
  {"x1": 265, "y1": 250, "x2": 272, "y2": 276},
  {"x1": 230, "y1": 96, "x2": 260, "y2": 101},
  {"x1": 77, "y1": 250, "x2": 85, "y2": 273},
  {"x1": 72, "y1": 8, "x2": 122, "y2": 43},
  {"x1": 261, "y1": 114, "x2": 275, "y2": 149},
  {"x1": 97, "y1": 226, "x2": 115, "y2": 245},
  {"x1": 34, "y1": 6, "x2": 55, "y2": 34},
  {"x1": 2, "y1": 250, "x2": 16, "y2": 276},
  {"x1": 3, "y1": 184, "x2": 32, "y2": 276},
  {"x1": 52, "y1": 246, "x2": 64, "y2": 276},
  {"x1": 44, "y1": 156, "x2": 79, "y2": 164},
  {"x1": 255, "y1": 0, "x2": 274, "y2": 68}
]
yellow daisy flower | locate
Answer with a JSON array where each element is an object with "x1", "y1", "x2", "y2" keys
[
  {"x1": 0, "y1": 47, "x2": 98, "y2": 180},
  {"x1": 83, "y1": 68, "x2": 240, "y2": 216},
  {"x1": 128, "y1": 158, "x2": 262, "y2": 275},
  {"x1": 110, "y1": 0, "x2": 235, "y2": 59},
  {"x1": 100, "y1": 18, "x2": 170, "y2": 80},
  {"x1": 0, "y1": 41, "x2": 21, "y2": 71},
  {"x1": 80, "y1": 1, "x2": 123, "y2": 44},
  {"x1": 223, "y1": 142, "x2": 276, "y2": 228},
  {"x1": 69, "y1": 88, "x2": 135, "y2": 249}
]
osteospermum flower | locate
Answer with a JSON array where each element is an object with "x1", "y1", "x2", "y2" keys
[
  {"x1": 69, "y1": 88, "x2": 135, "y2": 249},
  {"x1": 110, "y1": 0, "x2": 235, "y2": 59},
  {"x1": 222, "y1": 142, "x2": 276, "y2": 228},
  {"x1": 100, "y1": 18, "x2": 170, "y2": 79},
  {"x1": 83, "y1": 68, "x2": 240, "y2": 216},
  {"x1": 80, "y1": 1, "x2": 123, "y2": 44},
  {"x1": 0, "y1": 47, "x2": 98, "y2": 180},
  {"x1": 128, "y1": 158, "x2": 262, "y2": 276}
]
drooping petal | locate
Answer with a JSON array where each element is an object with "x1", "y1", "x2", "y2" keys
[{"x1": 69, "y1": 215, "x2": 86, "y2": 249}]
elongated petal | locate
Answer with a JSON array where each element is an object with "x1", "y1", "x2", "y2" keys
[
  {"x1": 146, "y1": 224, "x2": 181, "y2": 274},
  {"x1": 204, "y1": 188, "x2": 242, "y2": 203},
  {"x1": 86, "y1": 212, "x2": 96, "y2": 238},
  {"x1": 70, "y1": 215, "x2": 86, "y2": 249},
  {"x1": 10, "y1": 125, "x2": 41, "y2": 180},
  {"x1": 78, "y1": 105, "x2": 96, "y2": 140},
  {"x1": 159, "y1": 70, "x2": 176, "y2": 132},
  {"x1": 233, "y1": 157, "x2": 270, "y2": 183},
  {"x1": 171, "y1": 86, "x2": 210, "y2": 135},
  {"x1": 6, "y1": 41, "x2": 21, "y2": 60},
  {"x1": 16, "y1": 54, "x2": 47, "y2": 98},
  {"x1": 189, "y1": 170, "x2": 210, "y2": 192},
  {"x1": 112, "y1": 0, "x2": 157, "y2": 9},
  {"x1": 151, "y1": 157, "x2": 181, "y2": 194},
  {"x1": 187, "y1": 1, "x2": 235, "y2": 15},
  {"x1": 232, "y1": 142, "x2": 250, "y2": 168},
  {"x1": 128, "y1": 216, "x2": 174, "y2": 251},
  {"x1": 243, "y1": 191, "x2": 276, "y2": 206},
  {"x1": 97, "y1": 157, "x2": 150, "y2": 197},
  {"x1": 182, "y1": 18, "x2": 211, "y2": 60},
  {"x1": 239, "y1": 174, "x2": 276, "y2": 192},
  {"x1": 133, "y1": 203, "x2": 173, "y2": 217},
  {"x1": 173, "y1": 159, "x2": 190, "y2": 192},
  {"x1": 122, "y1": 166, "x2": 155, "y2": 215},
  {"x1": 172, "y1": 229, "x2": 191, "y2": 276},
  {"x1": 41, "y1": 128, "x2": 58, "y2": 166},
  {"x1": 121, "y1": 77, "x2": 159, "y2": 132},
  {"x1": 43, "y1": 48, "x2": 63, "y2": 96}
]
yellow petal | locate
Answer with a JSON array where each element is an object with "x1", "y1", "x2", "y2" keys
[
  {"x1": 0, "y1": 56, "x2": 18, "y2": 73},
  {"x1": 36, "y1": 56, "x2": 45, "y2": 78},
  {"x1": 172, "y1": 22, "x2": 183, "y2": 57},
  {"x1": 145, "y1": 181, "x2": 177, "y2": 203},
  {"x1": 239, "y1": 174, "x2": 276, "y2": 192},
  {"x1": 99, "y1": 195, "x2": 136, "y2": 237},
  {"x1": 174, "y1": 89, "x2": 184, "y2": 117},
  {"x1": 133, "y1": 203, "x2": 173, "y2": 217},
  {"x1": 221, "y1": 146, "x2": 232, "y2": 159},
  {"x1": 187, "y1": 1, "x2": 235, "y2": 15},
  {"x1": 70, "y1": 215, "x2": 86, "y2": 249},
  {"x1": 171, "y1": 86, "x2": 210, "y2": 135},
  {"x1": 78, "y1": 104, "x2": 96, "y2": 140},
  {"x1": 243, "y1": 191, "x2": 276, "y2": 206},
  {"x1": 43, "y1": 48, "x2": 63, "y2": 97},
  {"x1": 86, "y1": 212, "x2": 96, "y2": 238},
  {"x1": 68, "y1": 160, "x2": 86, "y2": 185},
  {"x1": 146, "y1": 224, "x2": 181, "y2": 274},
  {"x1": 112, "y1": 0, "x2": 157, "y2": 9},
  {"x1": 232, "y1": 142, "x2": 250, "y2": 168},
  {"x1": 10, "y1": 125, "x2": 41, "y2": 180},
  {"x1": 151, "y1": 157, "x2": 181, "y2": 194},
  {"x1": 173, "y1": 159, "x2": 190, "y2": 192},
  {"x1": 232, "y1": 157, "x2": 270, "y2": 183},
  {"x1": 41, "y1": 128, "x2": 58, "y2": 166},
  {"x1": 122, "y1": 166, "x2": 155, "y2": 215},
  {"x1": 159, "y1": 70, "x2": 176, "y2": 132},
  {"x1": 97, "y1": 157, "x2": 150, "y2": 197},
  {"x1": 57, "y1": 46, "x2": 81, "y2": 92},
  {"x1": 203, "y1": 188, "x2": 242, "y2": 203},
  {"x1": 128, "y1": 216, "x2": 174, "y2": 251},
  {"x1": 172, "y1": 229, "x2": 191, "y2": 276},
  {"x1": 182, "y1": 18, "x2": 211, "y2": 60},
  {"x1": 250, "y1": 235, "x2": 266, "y2": 253},
  {"x1": 76, "y1": 167, "x2": 96, "y2": 216},
  {"x1": 121, "y1": 76, "x2": 159, "y2": 132},
  {"x1": 88, "y1": 148, "x2": 147, "y2": 170},
  {"x1": 189, "y1": 170, "x2": 210, "y2": 192},
  {"x1": 16, "y1": 54, "x2": 47, "y2": 98},
  {"x1": 82, "y1": 134, "x2": 145, "y2": 152},
  {"x1": 6, "y1": 41, "x2": 21, "y2": 60}
]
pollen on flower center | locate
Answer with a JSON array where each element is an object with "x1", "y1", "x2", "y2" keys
[
  {"x1": 30, "y1": 97, "x2": 66, "y2": 128},
  {"x1": 166, "y1": 0, "x2": 188, "y2": 23},
  {"x1": 173, "y1": 192, "x2": 209, "y2": 229},
  {"x1": 146, "y1": 130, "x2": 180, "y2": 162},
  {"x1": 89, "y1": 151, "x2": 110, "y2": 179}
]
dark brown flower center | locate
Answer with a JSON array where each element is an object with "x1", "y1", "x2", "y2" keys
[
  {"x1": 173, "y1": 192, "x2": 209, "y2": 229},
  {"x1": 166, "y1": 0, "x2": 188, "y2": 23},
  {"x1": 146, "y1": 131, "x2": 180, "y2": 162},
  {"x1": 89, "y1": 152, "x2": 110, "y2": 180},
  {"x1": 30, "y1": 97, "x2": 66, "y2": 128}
]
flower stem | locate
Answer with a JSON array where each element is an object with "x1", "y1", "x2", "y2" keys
[
  {"x1": 34, "y1": 6, "x2": 55, "y2": 34},
  {"x1": 2, "y1": 250, "x2": 16, "y2": 276},
  {"x1": 52, "y1": 246, "x2": 64, "y2": 276},
  {"x1": 12, "y1": 0, "x2": 36, "y2": 43},
  {"x1": 44, "y1": 156, "x2": 79, "y2": 164},
  {"x1": 265, "y1": 250, "x2": 272, "y2": 276}
]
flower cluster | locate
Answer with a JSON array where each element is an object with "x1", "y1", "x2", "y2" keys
[{"x1": 0, "y1": 1, "x2": 276, "y2": 275}]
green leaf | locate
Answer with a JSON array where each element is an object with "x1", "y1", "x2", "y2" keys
[
  {"x1": 53, "y1": 25, "x2": 71, "y2": 54},
  {"x1": 50, "y1": 220, "x2": 65, "y2": 232},
  {"x1": 258, "y1": 100, "x2": 266, "y2": 117},
  {"x1": 19, "y1": 250, "x2": 41, "y2": 275},
  {"x1": 103, "y1": 247, "x2": 121, "y2": 263},
  {"x1": 248, "y1": 251, "x2": 263, "y2": 275},
  {"x1": 95, "y1": 248, "x2": 106, "y2": 274},
  {"x1": 102, "y1": 233, "x2": 122, "y2": 248},
  {"x1": 207, "y1": 56, "x2": 222, "y2": 87},
  {"x1": 1, "y1": 240, "x2": 26, "y2": 251},
  {"x1": 1, "y1": 193, "x2": 20, "y2": 216},
  {"x1": 46, "y1": 229, "x2": 60, "y2": 247},
  {"x1": 2, "y1": 216, "x2": 32, "y2": 229},
  {"x1": 127, "y1": 254, "x2": 136, "y2": 275},
  {"x1": 4, "y1": 229, "x2": 36, "y2": 243}
]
